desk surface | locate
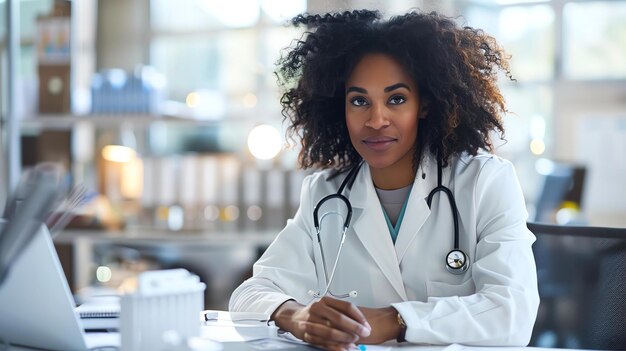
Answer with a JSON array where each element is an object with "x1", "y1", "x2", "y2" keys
[
  {"x1": 4, "y1": 343, "x2": 589, "y2": 351},
  {"x1": 3, "y1": 311, "x2": 597, "y2": 351},
  {"x1": 2, "y1": 324, "x2": 593, "y2": 351},
  {"x1": 2, "y1": 312, "x2": 596, "y2": 351}
]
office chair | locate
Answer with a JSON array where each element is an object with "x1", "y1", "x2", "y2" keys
[{"x1": 528, "y1": 222, "x2": 626, "y2": 350}]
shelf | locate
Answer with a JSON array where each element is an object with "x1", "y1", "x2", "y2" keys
[
  {"x1": 19, "y1": 114, "x2": 209, "y2": 130},
  {"x1": 18, "y1": 99, "x2": 281, "y2": 131},
  {"x1": 54, "y1": 228, "x2": 277, "y2": 247}
]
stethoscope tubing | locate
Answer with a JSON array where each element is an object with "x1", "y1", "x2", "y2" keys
[
  {"x1": 310, "y1": 165, "x2": 362, "y2": 300},
  {"x1": 316, "y1": 211, "x2": 343, "y2": 285},
  {"x1": 314, "y1": 194, "x2": 352, "y2": 231},
  {"x1": 311, "y1": 159, "x2": 468, "y2": 299},
  {"x1": 314, "y1": 225, "x2": 349, "y2": 298},
  {"x1": 427, "y1": 185, "x2": 460, "y2": 249}
]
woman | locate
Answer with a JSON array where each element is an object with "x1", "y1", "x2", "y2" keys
[{"x1": 230, "y1": 10, "x2": 539, "y2": 350}]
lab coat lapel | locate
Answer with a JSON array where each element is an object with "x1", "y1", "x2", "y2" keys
[
  {"x1": 350, "y1": 165, "x2": 408, "y2": 301},
  {"x1": 394, "y1": 156, "x2": 436, "y2": 263}
]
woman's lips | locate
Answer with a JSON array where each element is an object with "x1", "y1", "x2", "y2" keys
[{"x1": 362, "y1": 136, "x2": 397, "y2": 151}]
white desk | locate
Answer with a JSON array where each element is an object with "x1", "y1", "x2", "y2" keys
[
  {"x1": 395, "y1": 347, "x2": 578, "y2": 351},
  {"x1": 2, "y1": 342, "x2": 587, "y2": 351},
  {"x1": 1, "y1": 320, "x2": 594, "y2": 351}
]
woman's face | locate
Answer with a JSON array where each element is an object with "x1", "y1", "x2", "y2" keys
[{"x1": 345, "y1": 53, "x2": 424, "y2": 181}]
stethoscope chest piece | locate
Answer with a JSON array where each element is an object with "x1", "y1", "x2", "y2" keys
[{"x1": 445, "y1": 249, "x2": 469, "y2": 274}]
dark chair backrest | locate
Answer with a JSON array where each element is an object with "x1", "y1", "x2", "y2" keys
[{"x1": 528, "y1": 222, "x2": 626, "y2": 350}]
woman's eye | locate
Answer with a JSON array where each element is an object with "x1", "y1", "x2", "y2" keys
[
  {"x1": 389, "y1": 95, "x2": 406, "y2": 105},
  {"x1": 350, "y1": 97, "x2": 368, "y2": 106}
]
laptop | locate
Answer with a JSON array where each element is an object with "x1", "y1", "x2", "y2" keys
[{"x1": 0, "y1": 224, "x2": 119, "y2": 350}]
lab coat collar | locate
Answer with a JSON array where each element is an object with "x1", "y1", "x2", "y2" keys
[
  {"x1": 348, "y1": 154, "x2": 440, "y2": 300},
  {"x1": 396, "y1": 153, "x2": 439, "y2": 263},
  {"x1": 348, "y1": 155, "x2": 439, "y2": 209}
]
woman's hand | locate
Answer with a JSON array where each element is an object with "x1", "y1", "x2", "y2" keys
[
  {"x1": 271, "y1": 297, "x2": 372, "y2": 351},
  {"x1": 357, "y1": 306, "x2": 402, "y2": 344}
]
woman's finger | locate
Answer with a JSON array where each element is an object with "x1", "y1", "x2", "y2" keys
[
  {"x1": 301, "y1": 329, "x2": 356, "y2": 351},
  {"x1": 298, "y1": 320, "x2": 359, "y2": 344},
  {"x1": 309, "y1": 298, "x2": 370, "y2": 338},
  {"x1": 322, "y1": 296, "x2": 371, "y2": 329}
]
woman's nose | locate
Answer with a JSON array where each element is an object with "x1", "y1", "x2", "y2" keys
[{"x1": 365, "y1": 105, "x2": 390, "y2": 129}]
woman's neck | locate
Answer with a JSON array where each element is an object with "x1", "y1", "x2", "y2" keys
[{"x1": 370, "y1": 163, "x2": 416, "y2": 190}]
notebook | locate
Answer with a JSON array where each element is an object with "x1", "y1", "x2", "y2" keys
[
  {"x1": 76, "y1": 298, "x2": 120, "y2": 330},
  {"x1": 0, "y1": 225, "x2": 119, "y2": 350}
]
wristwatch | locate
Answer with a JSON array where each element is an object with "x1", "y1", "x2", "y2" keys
[{"x1": 396, "y1": 312, "x2": 407, "y2": 342}]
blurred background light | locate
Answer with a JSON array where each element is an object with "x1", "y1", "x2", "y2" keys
[
  {"x1": 204, "y1": 205, "x2": 220, "y2": 221},
  {"x1": 168, "y1": 205, "x2": 184, "y2": 231},
  {"x1": 222, "y1": 205, "x2": 240, "y2": 222},
  {"x1": 247, "y1": 124, "x2": 282, "y2": 160},
  {"x1": 186, "y1": 92, "x2": 200, "y2": 108},
  {"x1": 530, "y1": 139, "x2": 546, "y2": 155},
  {"x1": 243, "y1": 93, "x2": 258, "y2": 108},
  {"x1": 247, "y1": 205, "x2": 262, "y2": 221},
  {"x1": 102, "y1": 145, "x2": 137, "y2": 163},
  {"x1": 96, "y1": 266, "x2": 112, "y2": 283},
  {"x1": 535, "y1": 158, "x2": 555, "y2": 175}
]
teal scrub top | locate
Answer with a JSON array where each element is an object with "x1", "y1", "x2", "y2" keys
[{"x1": 381, "y1": 189, "x2": 411, "y2": 244}]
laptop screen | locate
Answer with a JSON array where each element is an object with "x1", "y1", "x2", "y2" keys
[{"x1": 0, "y1": 225, "x2": 89, "y2": 350}]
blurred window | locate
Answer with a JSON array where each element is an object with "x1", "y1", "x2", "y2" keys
[
  {"x1": 466, "y1": 4, "x2": 555, "y2": 82},
  {"x1": 0, "y1": 1, "x2": 53, "y2": 77},
  {"x1": 215, "y1": 30, "x2": 259, "y2": 96},
  {"x1": 149, "y1": 0, "x2": 306, "y2": 115},
  {"x1": 563, "y1": 1, "x2": 626, "y2": 79},
  {"x1": 462, "y1": 0, "x2": 626, "y2": 210},
  {"x1": 151, "y1": 35, "x2": 220, "y2": 100},
  {"x1": 496, "y1": 84, "x2": 553, "y2": 156},
  {"x1": 465, "y1": 2, "x2": 556, "y2": 181},
  {"x1": 0, "y1": 0, "x2": 53, "y2": 39},
  {"x1": 464, "y1": 0, "x2": 626, "y2": 161},
  {"x1": 261, "y1": 27, "x2": 303, "y2": 89},
  {"x1": 151, "y1": 0, "x2": 240, "y2": 31}
]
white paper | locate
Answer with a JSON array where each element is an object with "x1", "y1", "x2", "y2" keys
[
  {"x1": 200, "y1": 324, "x2": 277, "y2": 342},
  {"x1": 203, "y1": 310, "x2": 268, "y2": 324}
]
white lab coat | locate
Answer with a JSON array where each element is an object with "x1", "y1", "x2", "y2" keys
[{"x1": 229, "y1": 153, "x2": 539, "y2": 346}]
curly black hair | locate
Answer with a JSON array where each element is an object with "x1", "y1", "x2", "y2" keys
[{"x1": 277, "y1": 9, "x2": 511, "y2": 172}]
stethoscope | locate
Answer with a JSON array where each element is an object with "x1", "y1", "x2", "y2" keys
[{"x1": 308, "y1": 159, "x2": 469, "y2": 300}]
